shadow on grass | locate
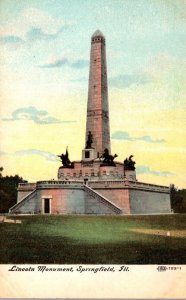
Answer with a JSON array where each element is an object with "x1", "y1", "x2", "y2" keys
[{"x1": 0, "y1": 223, "x2": 186, "y2": 264}]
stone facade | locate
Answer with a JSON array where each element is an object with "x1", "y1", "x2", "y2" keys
[
  {"x1": 11, "y1": 180, "x2": 171, "y2": 215},
  {"x1": 130, "y1": 190, "x2": 171, "y2": 214},
  {"x1": 88, "y1": 180, "x2": 171, "y2": 214},
  {"x1": 11, "y1": 181, "x2": 121, "y2": 215}
]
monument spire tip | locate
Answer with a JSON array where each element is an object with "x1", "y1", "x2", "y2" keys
[{"x1": 92, "y1": 30, "x2": 105, "y2": 38}]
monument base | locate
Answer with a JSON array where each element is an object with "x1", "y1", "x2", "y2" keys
[
  {"x1": 58, "y1": 160, "x2": 124, "y2": 181},
  {"x1": 82, "y1": 148, "x2": 97, "y2": 161},
  {"x1": 12, "y1": 179, "x2": 171, "y2": 215}
]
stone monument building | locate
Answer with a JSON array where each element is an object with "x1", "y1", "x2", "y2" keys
[{"x1": 10, "y1": 30, "x2": 171, "y2": 215}]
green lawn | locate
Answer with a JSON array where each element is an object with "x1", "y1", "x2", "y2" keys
[{"x1": 0, "y1": 214, "x2": 186, "y2": 264}]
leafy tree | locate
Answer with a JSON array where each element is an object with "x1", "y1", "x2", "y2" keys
[
  {"x1": 170, "y1": 184, "x2": 186, "y2": 213},
  {"x1": 0, "y1": 167, "x2": 3, "y2": 177},
  {"x1": 0, "y1": 167, "x2": 27, "y2": 213}
]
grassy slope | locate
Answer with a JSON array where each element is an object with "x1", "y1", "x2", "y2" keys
[{"x1": 0, "y1": 214, "x2": 186, "y2": 264}]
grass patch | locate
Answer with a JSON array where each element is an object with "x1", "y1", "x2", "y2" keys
[{"x1": 0, "y1": 214, "x2": 186, "y2": 264}]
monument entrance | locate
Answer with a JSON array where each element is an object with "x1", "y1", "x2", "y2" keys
[{"x1": 44, "y1": 198, "x2": 50, "y2": 214}]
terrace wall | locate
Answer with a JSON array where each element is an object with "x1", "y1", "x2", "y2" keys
[
  {"x1": 15, "y1": 180, "x2": 171, "y2": 215},
  {"x1": 93, "y1": 188, "x2": 130, "y2": 214},
  {"x1": 130, "y1": 189, "x2": 171, "y2": 214},
  {"x1": 15, "y1": 183, "x2": 119, "y2": 215}
]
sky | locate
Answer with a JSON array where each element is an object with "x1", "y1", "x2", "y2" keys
[{"x1": 0, "y1": 0, "x2": 186, "y2": 188}]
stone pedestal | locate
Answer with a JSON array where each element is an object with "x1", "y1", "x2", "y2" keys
[{"x1": 82, "y1": 148, "x2": 97, "y2": 161}]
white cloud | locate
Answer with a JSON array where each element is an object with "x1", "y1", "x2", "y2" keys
[
  {"x1": 23, "y1": 8, "x2": 65, "y2": 34},
  {"x1": 138, "y1": 146, "x2": 186, "y2": 153},
  {"x1": 111, "y1": 131, "x2": 165, "y2": 143},
  {"x1": 2, "y1": 106, "x2": 76, "y2": 124},
  {"x1": 0, "y1": 149, "x2": 59, "y2": 162},
  {"x1": 136, "y1": 165, "x2": 175, "y2": 177},
  {"x1": 0, "y1": 7, "x2": 66, "y2": 39}
]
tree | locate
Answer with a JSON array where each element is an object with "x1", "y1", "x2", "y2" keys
[
  {"x1": 170, "y1": 184, "x2": 186, "y2": 213},
  {"x1": 0, "y1": 167, "x2": 4, "y2": 177},
  {"x1": 0, "y1": 167, "x2": 27, "y2": 213}
]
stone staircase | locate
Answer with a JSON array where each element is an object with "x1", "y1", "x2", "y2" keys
[
  {"x1": 84, "y1": 184, "x2": 122, "y2": 214},
  {"x1": 9, "y1": 189, "x2": 37, "y2": 213}
]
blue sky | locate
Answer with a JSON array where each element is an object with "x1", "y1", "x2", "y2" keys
[{"x1": 0, "y1": 0, "x2": 186, "y2": 187}]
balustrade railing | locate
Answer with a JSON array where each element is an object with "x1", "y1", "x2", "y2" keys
[
  {"x1": 89, "y1": 180, "x2": 169, "y2": 192},
  {"x1": 18, "y1": 183, "x2": 36, "y2": 190},
  {"x1": 18, "y1": 179, "x2": 169, "y2": 193},
  {"x1": 36, "y1": 180, "x2": 83, "y2": 188}
]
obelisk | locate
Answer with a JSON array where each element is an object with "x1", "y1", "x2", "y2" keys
[{"x1": 85, "y1": 30, "x2": 111, "y2": 158}]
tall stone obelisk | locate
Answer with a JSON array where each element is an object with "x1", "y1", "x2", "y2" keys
[{"x1": 85, "y1": 30, "x2": 111, "y2": 158}]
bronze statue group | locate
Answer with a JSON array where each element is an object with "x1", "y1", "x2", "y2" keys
[{"x1": 58, "y1": 131, "x2": 135, "y2": 170}]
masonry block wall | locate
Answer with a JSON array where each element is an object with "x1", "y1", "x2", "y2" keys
[
  {"x1": 15, "y1": 191, "x2": 41, "y2": 214},
  {"x1": 36, "y1": 188, "x2": 85, "y2": 214},
  {"x1": 15, "y1": 187, "x2": 119, "y2": 215},
  {"x1": 17, "y1": 184, "x2": 36, "y2": 202},
  {"x1": 18, "y1": 190, "x2": 33, "y2": 203},
  {"x1": 130, "y1": 190, "x2": 171, "y2": 214},
  {"x1": 15, "y1": 180, "x2": 171, "y2": 215},
  {"x1": 95, "y1": 188, "x2": 131, "y2": 214},
  {"x1": 84, "y1": 191, "x2": 118, "y2": 214}
]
